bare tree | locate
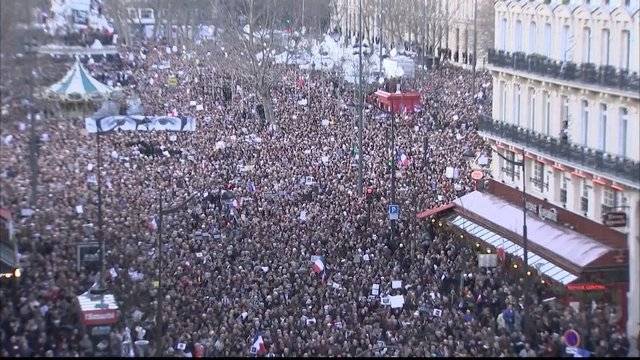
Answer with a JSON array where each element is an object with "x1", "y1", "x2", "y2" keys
[{"x1": 216, "y1": 0, "x2": 287, "y2": 124}]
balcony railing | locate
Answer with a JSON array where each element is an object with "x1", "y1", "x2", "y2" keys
[
  {"x1": 478, "y1": 116, "x2": 640, "y2": 185},
  {"x1": 487, "y1": 49, "x2": 640, "y2": 94}
]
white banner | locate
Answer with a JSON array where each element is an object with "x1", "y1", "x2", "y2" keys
[{"x1": 85, "y1": 116, "x2": 196, "y2": 133}]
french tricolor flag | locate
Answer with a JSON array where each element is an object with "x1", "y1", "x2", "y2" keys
[
  {"x1": 310, "y1": 256, "x2": 328, "y2": 282},
  {"x1": 396, "y1": 149, "x2": 410, "y2": 167},
  {"x1": 250, "y1": 334, "x2": 266, "y2": 356},
  {"x1": 147, "y1": 216, "x2": 158, "y2": 232},
  {"x1": 311, "y1": 257, "x2": 325, "y2": 274}
]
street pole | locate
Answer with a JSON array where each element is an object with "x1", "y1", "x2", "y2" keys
[
  {"x1": 493, "y1": 145, "x2": 529, "y2": 307},
  {"x1": 155, "y1": 189, "x2": 164, "y2": 356},
  {"x1": 471, "y1": 0, "x2": 478, "y2": 100},
  {"x1": 301, "y1": 0, "x2": 305, "y2": 30},
  {"x1": 96, "y1": 130, "x2": 106, "y2": 291},
  {"x1": 357, "y1": 0, "x2": 364, "y2": 194},
  {"x1": 390, "y1": 110, "x2": 396, "y2": 247},
  {"x1": 379, "y1": 0, "x2": 383, "y2": 74},
  {"x1": 521, "y1": 147, "x2": 529, "y2": 307}
]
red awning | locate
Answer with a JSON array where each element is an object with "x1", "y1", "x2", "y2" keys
[
  {"x1": 0, "y1": 208, "x2": 11, "y2": 221},
  {"x1": 416, "y1": 203, "x2": 455, "y2": 219}
]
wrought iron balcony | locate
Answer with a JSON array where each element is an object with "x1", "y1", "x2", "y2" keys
[
  {"x1": 487, "y1": 49, "x2": 640, "y2": 94},
  {"x1": 478, "y1": 116, "x2": 640, "y2": 185}
]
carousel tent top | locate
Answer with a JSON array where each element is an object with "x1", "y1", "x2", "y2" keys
[{"x1": 45, "y1": 59, "x2": 114, "y2": 102}]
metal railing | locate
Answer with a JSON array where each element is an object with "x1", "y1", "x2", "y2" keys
[
  {"x1": 487, "y1": 49, "x2": 640, "y2": 94},
  {"x1": 478, "y1": 116, "x2": 640, "y2": 185}
]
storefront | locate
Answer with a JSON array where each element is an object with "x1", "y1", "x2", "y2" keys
[
  {"x1": 77, "y1": 288, "x2": 120, "y2": 354},
  {"x1": 0, "y1": 208, "x2": 19, "y2": 281},
  {"x1": 371, "y1": 90, "x2": 421, "y2": 114},
  {"x1": 417, "y1": 182, "x2": 629, "y2": 328}
]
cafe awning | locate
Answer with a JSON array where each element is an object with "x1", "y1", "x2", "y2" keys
[
  {"x1": 416, "y1": 203, "x2": 455, "y2": 219},
  {"x1": 447, "y1": 213, "x2": 579, "y2": 285},
  {"x1": 448, "y1": 191, "x2": 620, "y2": 280}
]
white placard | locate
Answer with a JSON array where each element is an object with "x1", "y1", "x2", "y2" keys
[
  {"x1": 433, "y1": 309, "x2": 442, "y2": 317},
  {"x1": 321, "y1": 119, "x2": 329, "y2": 126},
  {"x1": 363, "y1": 254, "x2": 370, "y2": 261},
  {"x1": 392, "y1": 280, "x2": 402, "y2": 289},
  {"x1": 477, "y1": 254, "x2": 497, "y2": 268},
  {"x1": 196, "y1": 104, "x2": 204, "y2": 111},
  {"x1": 189, "y1": 100, "x2": 197, "y2": 106},
  {"x1": 75, "y1": 205, "x2": 83, "y2": 214},
  {"x1": 389, "y1": 295, "x2": 405, "y2": 308},
  {"x1": 371, "y1": 284, "x2": 380, "y2": 296},
  {"x1": 20, "y1": 209, "x2": 34, "y2": 216}
]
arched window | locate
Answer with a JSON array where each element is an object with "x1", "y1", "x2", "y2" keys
[
  {"x1": 582, "y1": 27, "x2": 591, "y2": 63},
  {"x1": 528, "y1": 21, "x2": 537, "y2": 54},
  {"x1": 515, "y1": 20, "x2": 523, "y2": 52},
  {"x1": 500, "y1": 18, "x2": 508, "y2": 50},
  {"x1": 619, "y1": 107, "x2": 628, "y2": 157},
  {"x1": 601, "y1": 29, "x2": 610, "y2": 66},
  {"x1": 543, "y1": 23, "x2": 552, "y2": 57}
]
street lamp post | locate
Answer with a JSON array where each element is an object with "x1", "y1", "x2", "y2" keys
[
  {"x1": 154, "y1": 183, "x2": 198, "y2": 356},
  {"x1": 95, "y1": 130, "x2": 106, "y2": 292},
  {"x1": 471, "y1": 0, "x2": 478, "y2": 100},
  {"x1": 357, "y1": 0, "x2": 364, "y2": 194},
  {"x1": 494, "y1": 146, "x2": 529, "y2": 306},
  {"x1": 378, "y1": 0, "x2": 383, "y2": 75}
]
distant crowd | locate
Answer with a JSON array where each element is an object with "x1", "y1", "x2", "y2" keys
[{"x1": 0, "y1": 38, "x2": 633, "y2": 357}]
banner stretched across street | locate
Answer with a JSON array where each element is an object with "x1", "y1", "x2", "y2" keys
[{"x1": 85, "y1": 115, "x2": 196, "y2": 133}]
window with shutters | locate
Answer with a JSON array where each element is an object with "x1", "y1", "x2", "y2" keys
[
  {"x1": 532, "y1": 161, "x2": 545, "y2": 192},
  {"x1": 581, "y1": 100, "x2": 589, "y2": 146},
  {"x1": 619, "y1": 108, "x2": 628, "y2": 158},
  {"x1": 599, "y1": 103, "x2": 607, "y2": 152},
  {"x1": 581, "y1": 181, "x2": 591, "y2": 214},
  {"x1": 560, "y1": 177, "x2": 568, "y2": 204},
  {"x1": 601, "y1": 188, "x2": 616, "y2": 215}
]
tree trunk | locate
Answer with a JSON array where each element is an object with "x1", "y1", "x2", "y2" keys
[{"x1": 259, "y1": 89, "x2": 275, "y2": 125}]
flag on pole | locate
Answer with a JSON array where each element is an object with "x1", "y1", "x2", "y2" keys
[{"x1": 250, "y1": 333, "x2": 266, "y2": 356}]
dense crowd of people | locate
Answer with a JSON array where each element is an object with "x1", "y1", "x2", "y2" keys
[{"x1": 0, "y1": 37, "x2": 634, "y2": 357}]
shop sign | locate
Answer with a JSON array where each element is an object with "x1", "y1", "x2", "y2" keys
[
  {"x1": 566, "y1": 283, "x2": 606, "y2": 291},
  {"x1": 525, "y1": 201, "x2": 558, "y2": 223},
  {"x1": 602, "y1": 212, "x2": 626, "y2": 227},
  {"x1": 81, "y1": 309, "x2": 119, "y2": 326},
  {"x1": 539, "y1": 207, "x2": 558, "y2": 222},
  {"x1": 525, "y1": 201, "x2": 538, "y2": 214}
]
